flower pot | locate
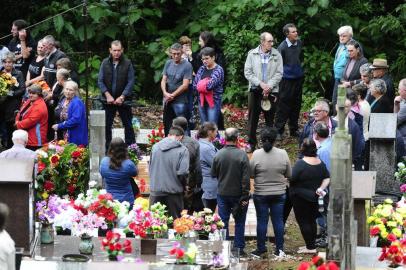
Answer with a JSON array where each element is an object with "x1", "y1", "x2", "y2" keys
[
  {"x1": 78, "y1": 235, "x2": 94, "y2": 255},
  {"x1": 40, "y1": 223, "x2": 54, "y2": 244},
  {"x1": 108, "y1": 255, "x2": 118, "y2": 261},
  {"x1": 369, "y1": 236, "x2": 378, "y2": 248},
  {"x1": 140, "y1": 238, "x2": 157, "y2": 255}
]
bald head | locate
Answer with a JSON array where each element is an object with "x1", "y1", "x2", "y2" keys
[
  {"x1": 225, "y1": 128, "x2": 239, "y2": 143},
  {"x1": 260, "y1": 32, "x2": 273, "y2": 53}
]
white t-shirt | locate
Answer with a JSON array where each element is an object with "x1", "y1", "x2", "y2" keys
[
  {"x1": 359, "y1": 100, "x2": 371, "y2": 141},
  {"x1": 0, "y1": 230, "x2": 15, "y2": 270}
]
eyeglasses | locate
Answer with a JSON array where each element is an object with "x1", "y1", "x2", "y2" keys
[{"x1": 311, "y1": 109, "x2": 327, "y2": 114}]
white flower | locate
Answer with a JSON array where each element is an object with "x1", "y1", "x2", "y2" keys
[
  {"x1": 88, "y1": 180, "x2": 97, "y2": 188},
  {"x1": 398, "y1": 162, "x2": 405, "y2": 169}
]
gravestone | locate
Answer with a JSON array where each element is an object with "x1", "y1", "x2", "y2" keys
[
  {"x1": 368, "y1": 113, "x2": 400, "y2": 202},
  {"x1": 352, "y1": 171, "x2": 376, "y2": 246},
  {"x1": 0, "y1": 157, "x2": 35, "y2": 255},
  {"x1": 327, "y1": 87, "x2": 356, "y2": 269},
  {"x1": 89, "y1": 110, "x2": 105, "y2": 186}
]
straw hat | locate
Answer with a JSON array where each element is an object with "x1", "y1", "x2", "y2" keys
[{"x1": 370, "y1": 58, "x2": 389, "y2": 69}]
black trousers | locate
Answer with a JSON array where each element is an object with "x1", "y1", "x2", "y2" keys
[
  {"x1": 275, "y1": 77, "x2": 303, "y2": 134},
  {"x1": 149, "y1": 193, "x2": 184, "y2": 219},
  {"x1": 291, "y1": 195, "x2": 319, "y2": 250},
  {"x1": 104, "y1": 104, "x2": 135, "y2": 151},
  {"x1": 247, "y1": 91, "x2": 275, "y2": 147}
]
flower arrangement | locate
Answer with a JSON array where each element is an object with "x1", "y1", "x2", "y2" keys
[
  {"x1": 135, "y1": 178, "x2": 147, "y2": 193},
  {"x1": 101, "y1": 230, "x2": 132, "y2": 261},
  {"x1": 173, "y1": 211, "x2": 195, "y2": 235},
  {"x1": 33, "y1": 80, "x2": 50, "y2": 92},
  {"x1": 212, "y1": 137, "x2": 226, "y2": 150},
  {"x1": 0, "y1": 71, "x2": 18, "y2": 97},
  {"x1": 127, "y1": 203, "x2": 168, "y2": 239},
  {"x1": 36, "y1": 142, "x2": 89, "y2": 199},
  {"x1": 367, "y1": 199, "x2": 406, "y2": 242},
  {"x1": 147, "y1": 123, "x2": 165, "y2": 152},
  {"x1": 73, "y1": 189, "x2": 130, "y2": 228},
  {"x1": 395, "y1": 161, "x2": 406, "y2": 197},
  {"x1": 71, "y1": 211, "x2": 107, "y2": 237},
  {"x1": 128, "y1": 143, "x2": 142, "y2": 165},
  {"x1": 169, "y1": 242, "x2": 198, "y2": 264},
  {"x1": 35, "y1": 194, "x2": 68, "y2": 225},
  {"x1": 297, "y1": 256, "x2": 339, "y2": 270},
  {"x1": 150, "y1": 202, "x2": 173, "y2": 237},
  {"x1": 378, "y1": 239, "x2": 406, "y2": 267},
  {"x1": 192, "y1": 208, "x2": 224, "y2": 235}
]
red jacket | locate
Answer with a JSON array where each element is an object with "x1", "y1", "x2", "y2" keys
[{"x1": 15, "y1": 98, "x2": 48, "y2": 147}]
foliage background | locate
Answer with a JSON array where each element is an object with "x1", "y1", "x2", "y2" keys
[{"x1": 0, "y1": 0, "x2": 405, "y2": 110}]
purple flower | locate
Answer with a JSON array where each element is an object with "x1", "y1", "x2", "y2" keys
[{"x1": 400, "y1": 184, "x2": 406, "y2": 193}]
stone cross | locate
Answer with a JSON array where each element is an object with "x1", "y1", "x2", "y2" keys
[
  {"x1": 368, "y1": 113, "x2": 400, "y2": 202},
  {"x1": 89, "y1": 110, "x2": 106, "y2": 186},
  {"x1": 327, "y1": 86, "x2": 356, "y2": 269}
]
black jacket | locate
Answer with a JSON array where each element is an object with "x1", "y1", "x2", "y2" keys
[{"x1": 1, "y1": 68, "x2": 25, "y2": 121}]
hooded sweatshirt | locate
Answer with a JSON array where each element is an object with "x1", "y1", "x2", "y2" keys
[{"x1": 149, "y1": 137, "x2": 190, "y2": 195}]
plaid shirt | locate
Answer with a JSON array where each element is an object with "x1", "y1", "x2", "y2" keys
[{"x1": 260, "y1": 49, "x2": 271, "y2": 82}]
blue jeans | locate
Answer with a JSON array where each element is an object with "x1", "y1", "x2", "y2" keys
[
  {"x1": 199, "y1": 98, "x2": 221, "y2": 126},
  {"x1": 253, "y1": 194, "x2": 285, "y2": 253},
  {"x1": 217, "y1": 195, "x2": 248, "y2": 250},
  {"x1": 163, "y1": 102, "x2": 190, "y2": 136}
]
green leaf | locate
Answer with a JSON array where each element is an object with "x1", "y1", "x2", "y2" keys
[
  {"x1": 128, "y1": 10, "x2": 142, "y2": 24},
  {"x1": 255, "y1": 20, "x2": 265, "y2": 30},
  {"x1": 142, "y1": 8, "x2": 155, "y2": 16},
  {"x1": 104, "y1": 25, "x2": 119, "y2": 39},
  {"x1": 148, "y1": 42, "x2": 159, "y2": 53},
  {"x1": 306, "y1": 6, "x2": 318, "y2": 17},
  {"x1": 53, "y1": 15, "x2": 64, "y2": 34},
  {"x1": 189, "y1": 23, "x2": 201, "y2": 34},
  {"x1": 317, "y1": 0, "x2": 329, "y2": 9},
  {"x1": 77, "y1": 26, "x2": 84, "y2": 42},
  {"x1": 88, "y1": 5, "x2": 107, "y2": 23}
]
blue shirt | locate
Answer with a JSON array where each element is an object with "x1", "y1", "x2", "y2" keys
[
  {"x1": 317, "y1": 138, "x2": 332, "y2": 173},
  {"x1": 100, "y1": 157, "x2": 138, "y2": 205},
  {"x1": 199, "y1": 139, "x2": 218, "y2": 200}
]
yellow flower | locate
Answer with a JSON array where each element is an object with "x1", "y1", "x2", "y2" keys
[
  {"x1": 185, "y1": 243, "x2": 198, "y2": 260},
  {"x1": 68, "y1": 169, "x2": 73, "y2": 178},
  {"x1": 42, "y1": 192, "x2": 49, "y2": 199},
  {"x1": 387, "y1": 221, "x2": 397, "y2": 228},
  {"x1": 392, "y1": 228, "x2": 402, "y2": 238},
  {"x1": 367, "y1": 216, "x2": 375, "y2": 224},
  {"x1": 380, "y1": 230, "x2": 388, "y2": 239},
  {"x1": 134, "y1": 197, "x2": 149, "y2": 211},
  {"x1": 381, "y1": 207, "x2": 392, "y2": 218},
  {"x1": 384, "y1": 198, "x2": 393, "y2": 204}
]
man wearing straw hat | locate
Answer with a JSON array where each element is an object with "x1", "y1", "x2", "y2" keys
[{"x1": 368, "y1": 58, "x2": 394, "y2": 111}]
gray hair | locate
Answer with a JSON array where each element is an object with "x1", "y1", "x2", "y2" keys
[
  {"x1": 359, "y1": 63, "x2": 372, "y2": 76},
  {"x1": 260, "y1": 32, "x2": 272, "y2": 42},
  {"x1": 12, "y1": 129, "x2": 28, "y2": 144},
  {"x1": 43, "y1": 35, "x2": 56, "y2": 46},
  {"x1": 0, "y1": 203, "x2": 10, "y2": 232},
  {"x1": 56, "y1": 68, "x2": 70, "y2": 81},
  {"x1": 370, "y1": 79, "x2": 387, "y2": 95},
  {"x1": 314, "y1": 100, "x2": 330, "y2": 114},
  {"x1": 170, "y1": 43, "x2": 182, "y2": 51},
  {"x1": 400, "y1": 78, "x2": 406, "y2": 89},
  {"x1": 110, "y1": 40, "x2": 122, "y2": 48},
  {"x1": 64, "y1": 80, "x2": 80, "y2": 97},
  {"x1": 2, "y1": 51, "x2": 16, "y2": 62},
  {"x1": 337, "y1": 25, "x2": 353, "y2": 36},
  {"x1": 225, "y1": 128, "x2": 239, "y2": 142},
  {"x1": 282, "y1": 23, "x2": 296, "y2": 36}
]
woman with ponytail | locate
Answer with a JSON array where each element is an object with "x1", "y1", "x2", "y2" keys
[{"x1": 249, "y1": 127, "x2": 291, "y2": 258}]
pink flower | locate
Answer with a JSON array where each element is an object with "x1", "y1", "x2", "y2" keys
[
  {"x1": 211, "y1": 224, "x2": 217, "y2": 232},
  {"x1": 400, "y1": 184, "x2": 406, "y2": 193}
]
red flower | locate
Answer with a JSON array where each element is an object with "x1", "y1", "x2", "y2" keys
[
  {"x1": 38, "y1": 162, "x2": 46, "y2": 173},
  {"x1": 67, "y1": 184, "x2": 76, "y2": 194},
  {"x1": 71, "y1": 151, "x2": 81, "y2": 158},
  {"x1": 389, "y1": 245, "x2": 399, "y2": 254},
  {"x1": 378, "y1": 251, "x2": 387, "y2": 261},
  {"x1": 123, "y1": 239, "x2": 131, "y2": 247},
  {"x1": 109, "y1": 243, "x2": 115, "y2": 251},
  {"x1": 114, "y1": 243, "x2": 122, "y2": 251},
  {"x1": 312, "y1": 256, "x2": 323, "y2": 265},
  {"x1": 394, "y1": 255, "x2": 403, "y2": 264},
  {"x1": 297, "y1": 262, "x2": 311, "y2": 270},
  {"x1": 369, "y1": 226, "x2": 380, "y2": 236},
  {"x1": 124, "y1": 245, "x2": 132, "y2": 253},
  {"x1": 316, "y1": 265, "x2": 327, "y2": 270},
  {"x1": 326, "y1": 262, "x2": 339, "y2": 270},
  {"x1": 169, "y1": 248, "x2": 176, "y2": 255},
  {"x1": 43, "y1": 180, "x2": 55, "y2": 191},
  {"x1": 50, "y1": 154, "x2": 60, "y2": 164},
  {"x1": 101, "y1": 238, "x2": 109, "y2": 247},
  {"x1": 387, "y1": 233, "x2": 397, "y2": 242},
  {"x1": 150, "y1": 138, "x2": 155, "y2": 143},
  {"x1": 175, "y1": 248, "x2": 185, "y2": 259}
]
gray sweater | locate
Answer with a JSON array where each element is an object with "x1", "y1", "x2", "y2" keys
[
  {"x1": 211, "y1": 145, "x2": 250, "y2": 197},
  {"x1": 149, "y1": 137, "x2": 189, "y2": 195},
  {"x1": 250, "y1": 147, "x2": 291, "y2": 196}
]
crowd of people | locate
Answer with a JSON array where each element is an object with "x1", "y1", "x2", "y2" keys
[
  {"x1": 1, "y1": 18, "x2": 406, "y2": 263},
  {"x1": 0, "y1": 19, "x2": 87, "y2": 151}
]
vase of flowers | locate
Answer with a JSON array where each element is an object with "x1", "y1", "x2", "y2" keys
[
  {"x1": 169, "y1": 242, "x2": 198, "y2": 265},
  {"x1": 78, "y1": 234, "x2": 94, "y2": 255},
  {"x1": 40, "y1": 223, "x2": 55, "y2": 244},
  {"x1": 192, "y1": 208, "x2": 225, "y2": 239},
  {"x1": 36, "y1": 194, "x2": 67, "y2": 244},
  {"x1": 378, "y1": 239, "x2": 406, "y2": 268},
  {"x1": 101, "y1": 230, "x2": 132, "y2": 261},
  {"x1": 128, "y1": 143, "x2": 142, "y2": 165}
]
